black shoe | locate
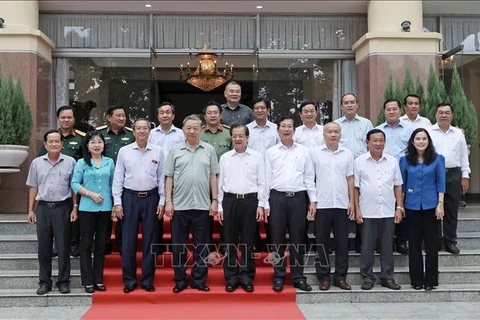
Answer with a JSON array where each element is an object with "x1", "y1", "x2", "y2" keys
[
  {"x1": 192, "y1": 283, "x2": 210, "y2": 292},
  {"x1": 412, "y1": 285, "x2": 423, "y2": 290},
  {"x1": 272, "y1": 281, "x2": 284, "y2": 292},
  {"x1": 123, "y1": 285, "x2": 136, "y2": 293},
  {"x1": 396, "y1": 242, "x2": 409, "y2": 255},
  {"x1": 361, "y1": 281, "x2": 374, "y2": 290},
  {"x1": 424, "y1": 286, "x2": 434, "y2": 291},
  {"x1": 241, "y1": 282, "x2": 254, "y2": 292},
  {"x1": 445, "y1": 244, "x2": 460, "y2": 254},
  {"x1": 173, "y1": 283, "x2": 187, "y2": 294},
  {"x1": 58, "y1": 284, "x2": 71, "y2": 294},
  {"x1": 381, "y1": 279, "x2": 401, "y2": 290},
  {"x1": 293, "y1": 280, "x2": 312, "y2": 292},
  {"x1": 70, "y1": 246, "x2": 80, "y2": 258},
  {"x1": 225, "y1": 283, "x2": 238, "y2": 293},
  {"x1": 141, "y1": 284, "x2": 155, "y2": 292},
  {"x1": 94, "y1": 284, "x2": 106, "y2": 291},
  {"x1": 36, "y1": 285, "x2": 52, "y2": 295},
  {"x1": 85, "y1": 286, "x2": 94, "y2": 293}
]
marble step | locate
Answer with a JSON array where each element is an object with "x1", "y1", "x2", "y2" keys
[
  {"x1": 0, "y1": 288, "x2": 91, "y2": 308},
  {"x1": 296, "y1": 284, "x2": 480, "y2": 303}
]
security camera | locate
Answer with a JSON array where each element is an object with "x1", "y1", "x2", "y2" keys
[
  {"x1": 401, "y1": 21, "x2": 411, "y2": 32},
  {"x1": 0, "y1": 18, "x2": 4, "y2": 28}
]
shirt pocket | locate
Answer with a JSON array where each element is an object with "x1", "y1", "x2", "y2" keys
[
  {"x1": 294, "y1": 156, "x2": 306, "y2": 172},
  {"x1": 147, "y1": 161, "x2": 159, "y2": 178},
  {"x1": 58, "y1": 172, "x2": 71, "y2": 187}
]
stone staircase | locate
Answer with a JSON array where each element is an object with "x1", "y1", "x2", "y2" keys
[{"x1": 0, "y1": 207, "x2": 480, "y2": 307}]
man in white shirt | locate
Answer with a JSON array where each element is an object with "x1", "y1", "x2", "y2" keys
[
  {"x1": 148, "y1": 102, "x2": 185, "y2": 254},
  {"x1": 399, "y1": 94, "x2": 432, "y2": 129},
  {"x1": 376, "y1": 99, "x2": 413, "y2": 255},
  {"x1": 293, "y1": 101, "x2": 324, "y2": 148},
  {"x1": 427, "y1": 103, "x2": 470, "y2": 254},
  {"x1": 312, "y1": 122, "x2": 354, "y2": 291},
  {"x1": 335, "y1": 93, "x2": 374, "y2": 253},
  {"x1": 354, "y1": 129, "x2": 404, "y2": 291},
  {"x1": 266, "y1": 115, "x2": 317, "y2": 293},
  {"x1": 217, "y1": 123, "x2": 267, "y2": 293},
  {"x1": 246, "y1": 97, "x2": 279, "y2": 252}
]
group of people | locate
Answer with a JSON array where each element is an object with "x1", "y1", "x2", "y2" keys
[{"x1": 26, "y1": 81, "x2": 470, "y2": 296}]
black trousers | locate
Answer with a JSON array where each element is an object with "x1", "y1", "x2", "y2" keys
[
  {"x1": 394, "y1": 215, "x2": 408, "y2": 244},
  {"x1": 79, "y1": 211, "x2": 110, "y2": 286},
  {"x1": 407, "y1": 208, "x2": 439, "y2": 287},
  {"x1": 268, "y1": 190, "x2": 307, "y2": 284},
  {"x1": 36, "y1": 201, "x2": 71, "y2": 288},
  {"x1": 441, "y1": 168, "x2": 462, "y2": 246},
  {"x1": 105, "y1": 217, "x2": 122, "y2": 253},
  {"x1": 315, "y1": 208, "x2": 349, "y2": 283},
  {"x1": 172, "y1": 210, "x2": 210, "y2": 287},
  {"x1": 222, "y1": 194, "x2": 258, "y2": 285},
  {"x1": 121, "y1": 190, "x2": 159, "y2": 287}
]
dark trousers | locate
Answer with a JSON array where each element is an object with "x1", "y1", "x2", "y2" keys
[
  {"x1": 407, "y1": 208, "x2": 439, "y2": 287},
  {"x1": 172, "y1": 210, "x2": 210, "y2": 287},
  {"x1": 79, "y1": 211, "x2": 110, "y2": 286},
  {"x1": 70, "y1": 219, "x2": 80, "y2": 249},
  {"x1": 255, "y1": 221, "x2": 270, "y2": 252},
  {"x1": 315, "y1": 208, "x2": 349, "y2": 283},
  {"x1": 222, "y1": 194, "x2": 257, "y2": 285},
  {"x1": 394, "y1": 216, "x2": 408, "y2": 245},
  {"x1": 36, "y1": 201, "x2": 71, "y2": 288},
  {"x1": 441, "y1": 168, "x2": 461, "y2": 246},
  {"x1": 360, "y1": 217, "x2": 394, "y2": 283},
  {"x1": 268, "y1": 190, "x2": 307, "y2": 284},
  {"x1": 105, "y1": 218, "x2": 121, "y2": 253},
  {"x1": 121, "y1": 190, "x2": 159, "y2": 287}
]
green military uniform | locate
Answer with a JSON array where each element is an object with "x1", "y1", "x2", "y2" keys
[
  {"x1": 38, "y1": 128, "x2": 86, "y2": 161},
  {"x1": 96, "y1": 125, "x2": 135, "y2": 163},
  {"x1": 200, "y1": 124, "x2": 232, "y2": 160}
]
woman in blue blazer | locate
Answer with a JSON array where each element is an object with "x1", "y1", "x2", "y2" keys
[{"x1": 399, "y1": 128, "x2": 445, "y2": 291}]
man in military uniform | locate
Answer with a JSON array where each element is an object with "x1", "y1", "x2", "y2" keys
[
  {"x1": 97, "y1": 105, "x2": 135, "y2": 255},
  {"x1": 201, "y1": 101, "x2": 232, "y2": 160},
  {"x1": 38, "y1": 105, "x2": 85, "y2": 258}
]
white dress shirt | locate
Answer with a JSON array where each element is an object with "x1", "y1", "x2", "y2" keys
[
  {"x1": 427, "y1": 123, "x2": 470, "y2": 178},
  {"x1": 246, "y1": 120, "x2": 280, "y2": 158},
  {"x1": 312, "y1": 145, "x2": 354, "y2": 209},
  {"x1": 335, "y1": 114, "x2": 374, "y2": 159},
  {"x1": 148, "y1": 125, "x2": 185, "y2": 160},
  {"x1": 266, "y1": 142, "x2": 317, "y2": 209},
  {"x1": 217, "y1": 147, "x2": 267, "y2": 211},
  {"x1": 354, "y1": 152, "x2": 403, "y2": 218},
  {"x1": 293, "y1": 124, "x2": 325, "y2": 148},
  {"x1": 112, "y1": 142, "x2": 165, "y2": 206},
  {"x1": 400, "y1": 114, "x2": 432, "y2": 129}
]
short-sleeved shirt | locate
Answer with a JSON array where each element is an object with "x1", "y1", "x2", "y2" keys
[
  {"x1": 293, "y1": 124, "x2": 325, "y2": 148},
  {"x1": 38, "y1": 128, "x2": 86, "y2": 161},
  {"x1": 165, "y1": 141, "x2": 219, "y2": 211},
  {"x1": 375, "y1": 121, "x2": 413, "y2": 160},
  {"x1": 246, "y1": 120, "x2": 280, "y2": 158},
  {"x1": 221, "y1": 103, "x2": 255, "y2": 126},
  {"x1": 200, "y1": 124, "x2": 232, "y2": 160},
  {"x1": 354, "y1": 152, "x2": 403, "y2": 218},
  {"x1": 335, "y1": 115, "x2": 374, "y2": 159},
  {"x1": 148, "y1": 125, "x2": 185, "y2": 160},
  {"x1": 400, "y1": 114, "x2": 432, "y2": 129},
  {"x1": 97, "y1": 125, "x2": 135, "y2": 163},
  {"x1": 71, "y1": 156, "x2": 115, "y2": 212},
  {"x1": 26, "y1": 153, "x2": 76, "y2": 202},
  {"x1": 312, "y1": 145, "x2": 354, "y2": 209}
]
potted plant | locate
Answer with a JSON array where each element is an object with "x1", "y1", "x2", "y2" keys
[{"x1": 0, "y1": 65, "x2": 33, "y2": 170}]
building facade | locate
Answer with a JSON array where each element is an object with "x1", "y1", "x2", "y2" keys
[{"x1": 1, "y1": 0, "x2": 480, "y2": 212}]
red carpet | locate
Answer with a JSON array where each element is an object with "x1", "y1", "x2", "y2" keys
[{"x1": 82, "y1": 220, "x2": 305, "y2": 320}]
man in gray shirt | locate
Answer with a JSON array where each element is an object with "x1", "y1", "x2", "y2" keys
[
  {"x1": 165, "y1": 114, "x2": 219, "y2": 294},
  {"x1": 26, "y1": 130, "x2": 78, "y2": 295},
  {"x1": 221, "y1": 81, "x2": 254, "y2": 126}
]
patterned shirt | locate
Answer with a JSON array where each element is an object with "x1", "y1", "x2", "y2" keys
[{"x1": 335, "y1": 115, "x2": 374, "y2": 159}]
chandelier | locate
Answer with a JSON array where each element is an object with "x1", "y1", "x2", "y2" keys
[{"x1": 179, "y1": 53, "x2": 234, "y2": 91}]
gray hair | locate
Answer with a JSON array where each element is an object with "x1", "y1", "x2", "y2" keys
[{"x1": 182, "y1": 114, "x2": 202, "y2": 126}]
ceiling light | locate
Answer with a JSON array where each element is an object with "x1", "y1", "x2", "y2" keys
[
  {"x1": 180, "y1": 53, "x2": 234, "y2": 92},
  {"x1": 145, "y1": 4, "x2": 152, "y2": 8},
  {"x1": 256, "y1": 5, "x2": 263, "y2": 9}
]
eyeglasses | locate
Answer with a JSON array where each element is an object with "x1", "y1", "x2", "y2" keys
[{"x1": 135, "y1": 127, "x2": 150, "y2": 131}]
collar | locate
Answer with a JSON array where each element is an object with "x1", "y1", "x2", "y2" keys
[
  {"x1": 252, "y1": 120, "x2": 272, "y2": 129},
  {"x1": 382, "y1": 121, "x2": 404, "y2": 129},
  {"x1": 203, "y1": 124, "x2": 224, "y2": 133},
  {"x1": 42, "y1": 153, "x2": 66, "y2": 164},
  {"x1": 107, "y1": 125, "x2": 126, "y2": 134},
  {"x1": 340, "y1": 114, "x2": 360, "y2": 122},
  {"x1": 400, "y1": 114, "x2": 421, "y2": 122},
  {"x1": 180, "y1": 140, "x2": 206, "y2": 150},
  {"x1": 132, "y1": 142, "x2": 151, "y2": 151},
  {"x1": 232, "y1": 147, "x2": 252, "y2": 156},
  {"x1": 431, "y1": 123, "x2": 453, "y2": 133},
  {"x1": 320, "y1": 143, "x2": 342, "y2": 153},
  {"x1": 155, "y1": 125, "x2": 178, "y2": 134},
  {"x1": 299, "y1": 123, "x2": 321, "y2": 131},
  {"x1": 58, "y1": 128, "x2": 75, "y2": 137},
  {"x1": 366, "y1": 152, "x2": 387, "y2": 162}
]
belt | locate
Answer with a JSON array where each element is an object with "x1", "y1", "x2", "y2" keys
[
  {"x1": 271, "y1": 189, "x2": 306, "y2": 198},
  {"x1": 38, "y1": 199, "x2": 71, "y2": 209},
  {"x1": 224, "y1": 192, "x2": 257, "y2": 199},
  {"x1": 446, "y1": 167, "x2": 461, "y2": 173},
  {"x1": 123, "y1": 188, "x2": 158, "y2": 198}
]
